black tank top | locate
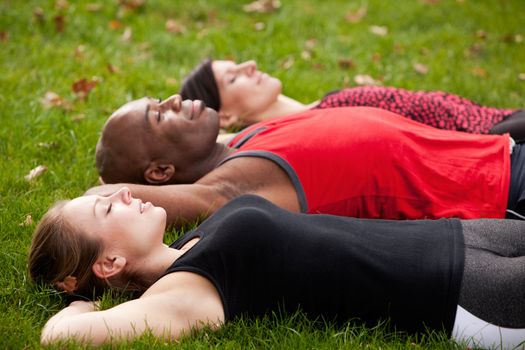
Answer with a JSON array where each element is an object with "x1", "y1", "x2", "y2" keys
[{"x1": 164, "y1": 195, "x2": 464, "y2": 335}]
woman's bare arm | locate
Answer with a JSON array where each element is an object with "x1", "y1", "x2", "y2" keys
[{"x1": 41, "y1": 272, "x2": 224, "y2": 346}]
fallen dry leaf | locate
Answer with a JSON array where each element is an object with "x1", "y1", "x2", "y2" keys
[
  {"x1": 119, "y1": 0, "x2": 146, "y2": 10},
  {"x1": 354, "y1": 74, "x2": 382, "y2": 86},
  {"x1": 33, "y1": 7, "x2": 45, "y2": 23},
  {"x1": 305, "y1": 38, "x2": 317, "y2": 50},
  {"x1": 19, "y1": 214, "x2": 34, "y2": 227},
  {"x1": 476, "y1": 30, "x2": 487, "y2": 40},
  {"x1": 72, "y1": 114, "x2": 85, "y2": 122},
  {"x1": 55, "y1": 0, "x2": 69, "y2": 10},
  {"x1": 41, "y1": 91, "x2": 70, "y2": 109},
  {"x1": 86, "y1": 3, "x2": 102, "y2": 12},
  {"x1": 280, "y1": 57, "x2": 295, "y2": 70},
  {"x1": 72, "y1": 77, "x2": 100, "y2": 100},
  {"x1": 338, "y1": 58, "x2": 355, "y2": 70},
  {"x1": 345, "y1": 6, "x2": 367, "y2": 23},
  {"x1": 413, "y1": 62, "x2": 429, "y2": 75},
  {"x1": 464, "y1": 43, "x2": 484, "y2": 58},
  {"x1": 369, "y1": 25, "x2": 388, "y2": 36},
  {"x1": 107, "y1": 63, "x2": 120, "y2": 74},
  {"x1": 166, "y1": 19, "x2": 186, "y2": 34},
  {"x1": 518, "y1": 73, "x2": 525, "y2": 81},
  {"x1": 371, "y1": 52, "x2": 381, "y2": 62},
  {"x1": 25, "y1": 165, "x2": 48, "y2": 181},
  {"x1": 54, "y1": 15, "x2": 65, "y2": 33},
  {"x1": 121, "y1": 26, "x2": 132, "y2": 41},
  {"x1": 243, "y1": 0, "x2": 281, "y2": 13},
  {"x1": 471, "y1": 66, "x2": 487, "y2": 77},
  {"x1": 301, "y1": 50, "x2": 312, "y2": 60},
  {"x1": 74, "y1": 45, "x2": 86, "y2": 59},
  {"x1": 109, "y1": 19, "x2": 122, "y2": 30},
  {"x1": 0, "y1": 31, "x2": 8, "y2": 42},
  {"x1": 254, "y1": 22, "x2": 265, "y2": 31}
]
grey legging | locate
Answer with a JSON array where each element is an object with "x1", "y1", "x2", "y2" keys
[{"x1": 460, "y1": 219, "x2": 525, "y2": 328}]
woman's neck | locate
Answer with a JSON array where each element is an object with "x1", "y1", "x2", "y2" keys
[{"x1": 250, "y1": 94, "x2": 318, "y2": 123}]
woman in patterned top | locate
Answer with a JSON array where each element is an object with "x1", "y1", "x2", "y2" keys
[{"x1": 180, "y1": 59, "x2": 525, "y2": 139}]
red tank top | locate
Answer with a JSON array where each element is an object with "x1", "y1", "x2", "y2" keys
[{"x1": 225, "y1": 107, "x2": 510, "y2": 219}]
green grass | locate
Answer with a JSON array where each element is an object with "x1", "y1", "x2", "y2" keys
[{"x1": 1, "y1": 0, "x2": 524, "y2": 348}]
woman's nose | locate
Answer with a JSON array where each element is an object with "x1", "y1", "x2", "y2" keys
[
  {"x1": 111, "y1": 186, "x2": 132, "y2": 204},
  {"x1": 237, "y1": 60, "x2": 257, "y2": 75}
]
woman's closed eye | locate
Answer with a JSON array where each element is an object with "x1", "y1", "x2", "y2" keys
[{"x1": 106, "y1": 203, "x2": 112, "y2": 215}]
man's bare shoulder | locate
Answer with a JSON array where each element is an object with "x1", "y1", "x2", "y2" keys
[{"x1": 198, "y1": 156, "x2": 300, "y2": 212}]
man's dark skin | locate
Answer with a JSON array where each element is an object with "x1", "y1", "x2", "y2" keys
[
  {"x1": 89, "y1": 94, "x2": 511, "y2": 227},
  {"x1": 90, "y1": 95, "x2": 300, "y2": 227}
]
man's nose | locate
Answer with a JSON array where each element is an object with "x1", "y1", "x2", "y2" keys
[{"x1": 159, "y1": 95, "x2": 182, "y2": 112}]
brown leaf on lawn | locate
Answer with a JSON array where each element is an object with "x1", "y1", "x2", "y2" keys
[
  {"x1": 500, "y1": 33, "x2": 523, "y2": 43},
  {"x1": 413, "y1": 62, "x2": 429, "y2": 75},
  {"x1": 254, "y1": 22, "x2": 265, "y2": 31},
  {"x1": 0, "y1": 31, "x2": 8, "y2": 42},
  {"x1": 243, "y1": 0, "x2": 281, "y2": 13},
  {"x1": 518, "y1": 73, "x2": 525, "y2": 81},
  {"x1": 54, "y1": 15, "x2": 65, "y2": 33},
  {"x1": 72, "y1": 77, "x2": 99, "y2": 100},
  {"x1": 369, "y1": 25, "x2": 388, "y2": 36},
  {"x1": 24, "y1": 165, "x2": 48, "y2": 181},
  {"x1": 476, "y1": 30, "x2": 487, "y2": 40},
  {"x1": 280, "y1": 57, "x2": 295, "y2": 70},
  {"x1": 74, "y1": 45, "x2": 86, "y2": 59},
  {"x1": 72, "y1": 114, "x2": 85, "y2": 122},
  {"x1": 107, "y1": 63, "x2": 120, "y2": 74},
  {"x1": 345, "y1": 6, "x2": 367, "y2": 23},
  {"x1": 41, "y1": 91, "x2": 70, "y2": 109},
  {"x1": 121, "y1": 26, "x2": 132, "y2": 41},
  {"x1": 109, "y1": 19, "x2": 122, "y2": 30},
  {"x1": 33, "y1": 7, "x2": 45, "y2": 24},
  {"x1": 354, "y1": 74, "x2": 382, "y2": 86},
  {"x1": 338, "y1": 58, "x2": 355, "y2": 70},
  {"x1": 471, "y1": 66, "x2": 487, "y2": 77},
  {"x1": 305, "y1": 38, "x2": 317, "y2": 50},
  {"x1": 55, "y1": 0, "x2": 69, "y2": 10},
  {"x1": 464, "y1": 43, "x2": 483, "y2": 58},
  {"x1": 19, "y1": 214, "x2": 34, "y2": 227},
  {"x1": 86, "y1": 3, "x2": 102, "y2": 12},
  {"x1": 301, "y1": 50, "x2": 312, "y2": 60},
  {"x1": 119, "y1": 0, "x2": 146, "y2": 10},
  {"x1": 371, "y1": 52, "x2": 381, "y2": 62},
  {"x1": 166, "y1": 19, "x2": 186, "y2": 34}
]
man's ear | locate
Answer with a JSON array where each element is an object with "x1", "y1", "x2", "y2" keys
[
  {"x1": 219, "y1": 112, "x2": 239, "y2": 129},
  {"x1": 144, "y1": 162, "x2": 175, "y2": 184},
  {"x1": 92, "y1": 255, "x2": 127, "y2": 280}
]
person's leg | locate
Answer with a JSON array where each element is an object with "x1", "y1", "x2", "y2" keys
[
  {"x1": 489, "y1": 110, "x2": 525, "y2": 141},
  {"x1": 453, "y1": 219, "x2": 525, "y2": 348}
]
